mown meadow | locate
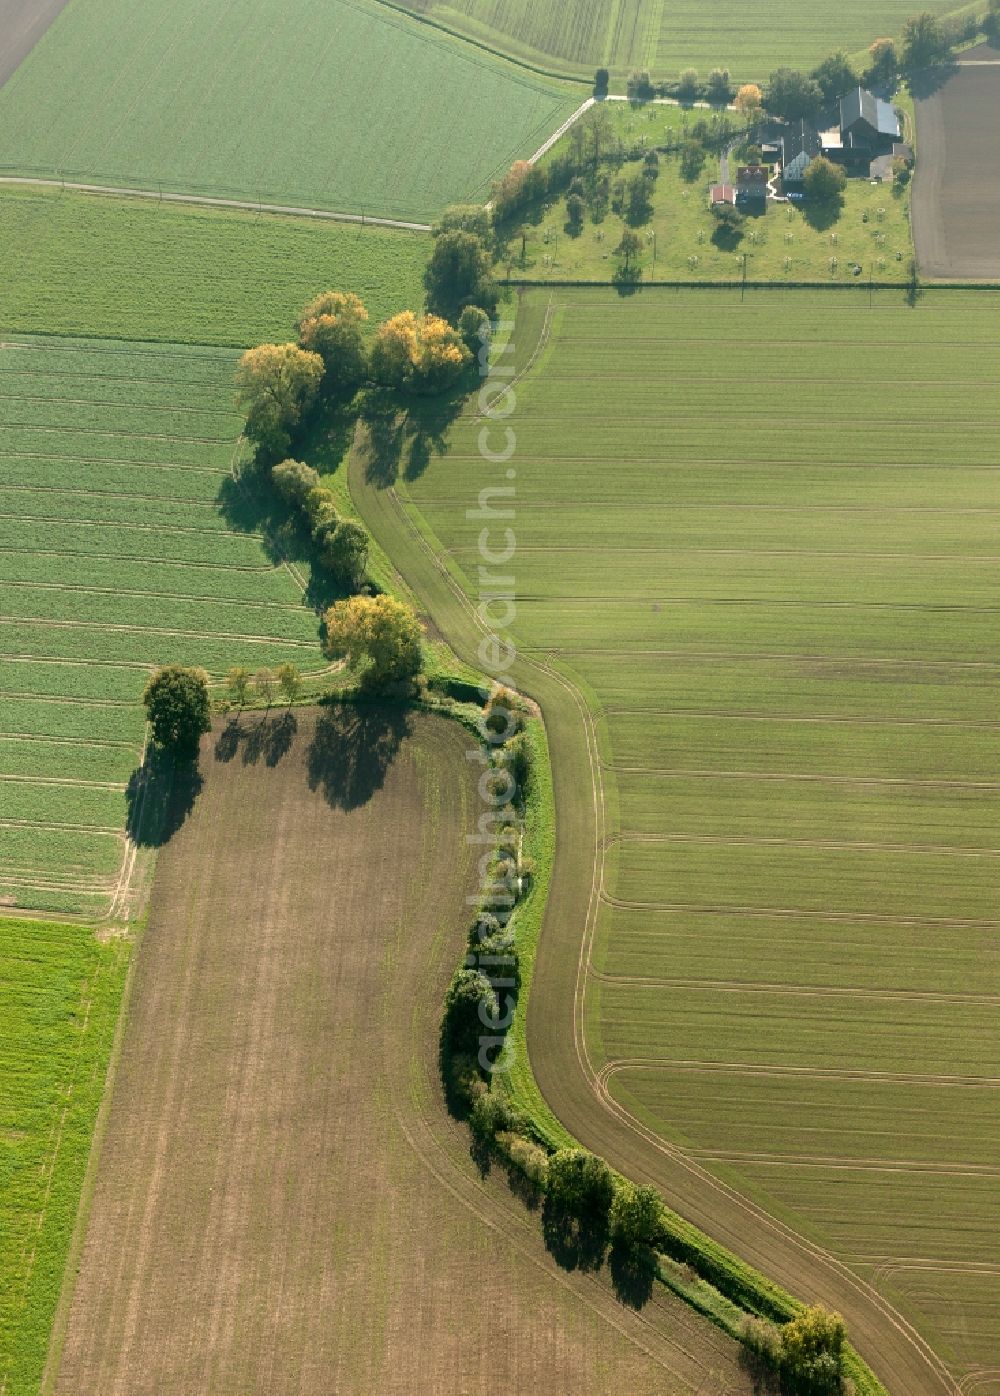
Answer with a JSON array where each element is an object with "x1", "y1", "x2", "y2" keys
[
  {"x1": 0, "y1": 337, "x2": 326, "y2": 916},
  {"x1": 0, "y1": 917, "x2": 130, "y2": 1396},
  {"x1": 0, "y1": 0, "x2": 575, "y2": 221},
  {"x1": 0, "y1": 187, "x2": 429, "y2": 347},
  {"x1": 393, "y1": 285, "x2": 1000, "y2": 1385}
]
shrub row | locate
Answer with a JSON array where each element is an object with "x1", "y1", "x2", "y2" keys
[{"x1": 271, "y1": 459, "x2": 370, "y2": 592}]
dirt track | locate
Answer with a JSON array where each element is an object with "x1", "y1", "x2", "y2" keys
[
  {"x1": 913, "y1": 54, "x2": 1000, "y2": 279},
  {"x1": 51, "y1": 706, "x2": 751, "y2": 1394},
  {"x1": 0, "y1": 0, "x2": 72, "y2": 87}
]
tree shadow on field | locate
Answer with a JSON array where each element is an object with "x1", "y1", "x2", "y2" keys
[
  {"x1": 908, "y1": 59, "x2": 958, "y2": 99},
  {"x1": 802, "y1": 197, "x2": 843, "y2": 232},
  {"x1": 125, "y1": 748, "x2": 203, "y2": 847},
  {"x1": 541, "y1": 1198, "x2": 609, "y2": 1274},
  {"x1": 357, "y1": 386, "x2": 467, "y2": 486},
  {"x1": 738, "y1": 1347, "x2": 781, "y2": 1393},
  {"x1": 608, "y1": 1242, "x2": 655, "y2": 1309},
  {"x1": 306, "y1": 702, "x2": 411, "y2": 810},
  {"x1": 215, "y1": 711, "x2": 297, "y2": 768}
]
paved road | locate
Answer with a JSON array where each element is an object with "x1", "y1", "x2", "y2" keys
[{"x1": 0, "y1": 175, "x2": 433, "y2": 231}]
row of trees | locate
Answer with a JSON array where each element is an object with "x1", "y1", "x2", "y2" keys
[
  {"x1": 273, "y1": 459, "x2": 368, "y2": 589},
  {"x1": 141, "y1": 592, "x2": 425, "y2": 761},
  {"x1": 614, "y1": 8, "x2": 981, "y2": 132},
  {"x1": 743, "y1": 1306, "x2": 848, "y2": 1393},
  {"x1": 235, "y1": 284, "x2": 488, "y2": 461}
]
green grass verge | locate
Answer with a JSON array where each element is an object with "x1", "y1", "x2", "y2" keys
[{"x1": 0, "y1": 917, "x2": 130, "y2": 1396}]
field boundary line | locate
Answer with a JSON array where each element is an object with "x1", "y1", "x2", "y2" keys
[
  {"x1": 0, "y1": 176, "x2": 432, "y2": 232},
  {"x1": 600, "y1": 892, "x2": 1000, "y2": 929}
]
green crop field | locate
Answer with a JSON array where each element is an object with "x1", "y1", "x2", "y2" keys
[
  {"x1": 0, "y1": 0, "x2": 574, "y2": 221},
  {"x1": 0, "y1": 916, "x2": 130, "y2": 1396},
  {"x1": 0, "y1": 336, "x2": 326, "y2": 917},
  {"x1": 384, "y1": 287, "x2": 1000, "y2": 1387},
  {"x1": 0, "y1": 186, "x2": 428, "y2": 347},
  {"x1": 391, "y1": 0, "x2": 969, "y2": 77}
]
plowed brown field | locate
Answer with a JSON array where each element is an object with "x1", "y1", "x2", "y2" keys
[{"x1": 49, "y1": 705, "x2": 750, "y2": 1395}]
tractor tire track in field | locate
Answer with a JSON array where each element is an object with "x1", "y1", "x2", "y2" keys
[
  {"x1": 0, "y1": 545, "x2": 274, "y2": 572},
  {"x1": 0, "y1": 175, "x2": 433, "y2": 232},
  {"x1": 4, "y1": 578, "x2": 312, "y2": 613},
  {"x1": 587, "y1": 968, "x2": 1000, "y2": 1008},
  {"x1": 596, "y1": 1057, "x2": 1000, "y2": 1091},
  {"x1": 0, "y1": 616, "x2": 318, "y2": 647},
  {"x1": 610, "y1": 830, "x2": 1000, "y2": 858},
  {"x1": 604, "y1": 707, "x2": 1000, "y2": 730},
  {"x1": 600, "y1": 891, "x2": 1000, "y2": 930},
  {"x1": 347, "y1": 365, "x2": 962, "y2": 1393},
  {"x1": 606, "y1": 764, "x2": 1000, "y2": 790},
  {"x1": 530, "y1": 647, "x2": 1000, "y2": 670}
]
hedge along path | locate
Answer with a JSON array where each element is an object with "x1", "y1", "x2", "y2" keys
[{"x1": 347, "y1": 355, "x2": 957, "y2": 1396}]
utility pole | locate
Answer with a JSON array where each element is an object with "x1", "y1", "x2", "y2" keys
[
  {"x1": 869, "y1": 262, "x2": 874, "y2": 310},
  {"x1": 741, "y1": 252, "x2": 748, "y2": 302}
]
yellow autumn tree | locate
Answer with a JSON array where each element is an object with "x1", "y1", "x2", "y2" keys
[
  {"x1": 235, "y1": 343, "x2": 323, "y2": 456},
  {"x1": 296, "y1": 292, "x2": 369, "y2": 399},
  {"x1": 323, "y1": 594, "x2": 423, "y2": 689},
  {"x1": 735, "y1": 83, "x2": 763, "y2": 119},
  {"x1": 370, "y1": 311, "x2": 470, "y2": 395}
]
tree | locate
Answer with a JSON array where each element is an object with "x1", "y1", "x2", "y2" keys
[
  {"x1": 866, "y1": 37, "x2": 898, "y2": 82},
  {"x1": 143, "y1": 666, "x2": 211, "y2": 755},
  {"x1": 987, "y1": 0, "x2": 1000, "y2": 42},
  {"x1": 627, "y1": 68, "x2": 654, "y2": 100},
  {"x1": 319, "y1": 517, "x2": 369, "y2": 587},
  {"x1": 677, "y1": 67, "x2": 700, "y2": 102},
  {"x1": 780, "y1": 1305, "x2": 845, "y2": 1390},
  {"x1": 566, "y1": 191, "x2": 586, "y2": 232},
  {"x1": 226, "y1": 666, "x2": 252, "y2": 711},
  {"x1": 609, "y1": 1182, "x2": 662, "y2": 1248},
  {"x1": 275, "y1": 662, "x2": 301, "y2": 707},
  {"x1": 323, "y1": 594, "x2": 423, "y2": 689},
  {"x1": 803, "y1": 154, "x2": 847, "y2": 202},
  {"x1": 584, "y1": 103, "x2": 614, "y2": 165},
  {"x1": 254, "y1": 667, "x2": 276, "y2": 709},
  {"x1": 546, "y1": 1148, "x2": 615, "y2": 1217},
  {"x1": 680, "y1": 138, "x2": 707, "y2": 182},
  {"x1": 235, "y1": 343, "x2": 323, "y2": 458},
  {"x1": 615, "y1": 228, "x2": 643, "y2": 273},
  {"x1": 272, "y1": 458, "x2": 320, "y2": 504},
  {"x1": 735, "y1": 83, "x2": 763, "y2": 120},
  {"x1": 443, "y1": 968, "x2": 499, "y2": 1054},
  {"x1": 371, "y1": 311, "x2": 471, "y2": 395},
  {"x1": 295, "y1": 291, "x2": 368, "y2": 400},
  {"x1": 706, "y1": 67, "x2": 732, "y2": 104},
  {"x1": 810, "y1": 51, "x2": 856, "y2": 103},
  {"x1": 458, "y1": 305, "x2": 491, "y2": 353},
  {"x1": 594, "y1": 66, "x2": 609, "y2": 94},
  {"x1": 766, "y1": 68, "x2": 823, "y2": 121},
  {"x1": 902, "y1": 11, "x2": 949, "y2": 69},
  {"x1": 625, "y1": 171, "x2": 653, "y2": 223},
  {"x1": 433, "y1": 203, "x2": 493, "y2": 244},
  {"x1": 424, "y1": 229, "x2": 498, "y2": 322}
]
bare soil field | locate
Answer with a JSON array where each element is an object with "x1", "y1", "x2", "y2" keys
[
  {"x1": 913, "y1": 51, "x2": 1000, "y2": 278},
  {"x1": 50, "y1": 705, "x2": 751, "y2": 1395},
  {"x1": 0, "y1": 0, "x2": 72, "y2": 87}
]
